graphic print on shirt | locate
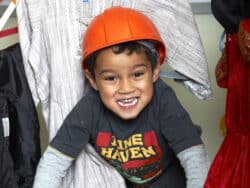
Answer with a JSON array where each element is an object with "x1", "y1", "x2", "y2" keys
[{"x1": 96, "y1": 130, "x2": 163, "y2": 183}]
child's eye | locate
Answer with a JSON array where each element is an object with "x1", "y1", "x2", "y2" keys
[
  {"x1": 133, "y1": 72, "x2": 144, "y2": 78},
  {"x1": 104, "y1": 76, "x2": 116, "y2": 81}
]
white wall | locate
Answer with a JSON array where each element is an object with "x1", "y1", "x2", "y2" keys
[{"x1": 0, "y1": 14, "x2": 225, "y2": 160}]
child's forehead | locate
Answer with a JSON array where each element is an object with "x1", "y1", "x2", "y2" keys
[
  {"x1": 95, "y1": 48, "x2": 150, "y2": 68},
  {"x1": 99, "y1": 43, "x2": 146, "y2": 54},
  {"x1": 97, "y1": 45, "x2": 148, "y2": 60}
]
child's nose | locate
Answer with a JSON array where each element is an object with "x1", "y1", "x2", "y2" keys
[{"x1": 118, "y1": 79, "x2": 135, "y2": 94}]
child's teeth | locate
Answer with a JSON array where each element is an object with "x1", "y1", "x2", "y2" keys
[{"x1": 118, "y1": 98, "x2": 137, "y2": 107}]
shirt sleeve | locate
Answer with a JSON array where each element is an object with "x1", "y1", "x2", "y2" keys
[
  {"x1": 159, "y1": 86, "x2": 202, "y2": 154},
  {"x1": 33, "y1": 146, "x2": 74, "y2": 188},
  {"x1": 177, "y1": 145, "x2": 211, "y2": 188},
  {"x1": 50, "y1": 94, "x2": 97, "y2": 158}
]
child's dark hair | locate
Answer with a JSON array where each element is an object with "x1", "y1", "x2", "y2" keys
[{"x1": 86, "y1": 41, "x2": 159, "y2": 77}]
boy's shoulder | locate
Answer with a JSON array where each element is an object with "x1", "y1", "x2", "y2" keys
[
  {"x1": 154, "y1": 78, "x2": 175, "y2": 98},
  {"x1": 81, "y1": 86, "x2": 100, "y2": 101},
  {"x1": 75, "y1": 87, "x2": 102, "y2": 111},
  {"x1": 152, "y1": 78, "x2": 181, "y2": 112}
]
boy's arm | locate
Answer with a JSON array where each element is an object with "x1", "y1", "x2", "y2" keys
[
  {"x1": 177, "y1": 144, "x2": 210, "y2": 188},
  {"x1": 33, "y1": 145, "x2": 74, "y2": 188}
]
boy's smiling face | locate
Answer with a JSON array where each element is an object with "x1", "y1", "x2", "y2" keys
[{"x1": 85, "y1": 47, "x2": 160, "y2": 120}]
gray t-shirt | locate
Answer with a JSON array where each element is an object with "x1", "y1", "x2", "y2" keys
[{"x1": 51, "y1": 79, "x2": 202, "y2": 187}]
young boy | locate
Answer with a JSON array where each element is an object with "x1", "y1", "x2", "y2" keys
[{"x1": 33, "y1": 6, "x2": 210, "y2": 188}]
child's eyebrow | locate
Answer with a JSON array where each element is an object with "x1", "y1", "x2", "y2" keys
[
  {"x1": 98, "y1": 69, "x2": 115, "y2": 75},
  {"x1": 134, "y1": 63, "x2": 148, "y2": 67},
  {"x1": 133, "y1": 63, "x2": 150, "y2": 69},
  {"x1": 97, "y1": 63, "x2": 150, "y2": 75}
]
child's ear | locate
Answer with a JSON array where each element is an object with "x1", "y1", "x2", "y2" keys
[
  {"x1": 84, "y1": 70, "x2": 98, "y2": 91},
  {"x1": 153, "y1": 61, "x2": 161, "y2": 82}
]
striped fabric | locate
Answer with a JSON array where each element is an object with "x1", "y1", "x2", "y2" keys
[{"x1": 16, "y1": 0, "x2": 211, "y2": 187}]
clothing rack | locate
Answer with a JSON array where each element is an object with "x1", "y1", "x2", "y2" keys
[{"x1": 0, "y1": 0, "x2": 16, "y2": 31}]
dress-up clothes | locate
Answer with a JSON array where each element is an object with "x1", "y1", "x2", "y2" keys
[
  {"x1": 205, "y1": 32, "x2": 250, "y2": 188},
  {"x1": 0, "y1": 44, "x2": 41, "y2": 188},
  {"x1": 205, "y1": 0, "x2": 250, "y2": 187},
  {"x1": 15, "y1": 0, "x2": 210, "y2": 187}
]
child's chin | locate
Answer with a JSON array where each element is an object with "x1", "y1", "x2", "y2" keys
[{"x1": 116, "y1": 111, "x2": 140, "y2": 120}]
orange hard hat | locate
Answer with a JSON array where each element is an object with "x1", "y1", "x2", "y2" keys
[{"x1": 82, "y1": 6, "x2": 166, "y2": 69}]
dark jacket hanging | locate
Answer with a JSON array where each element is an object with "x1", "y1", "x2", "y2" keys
[
  {"x1": 211, "y1": 0, "x2": 250, "y2": 33},
  {"x1": 0, "y1": 43, "x2": 41, "y2": 188}
]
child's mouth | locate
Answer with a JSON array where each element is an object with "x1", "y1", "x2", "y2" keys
[{"x1": 117, "y1": 97, "x2": 138, "y2": 108}]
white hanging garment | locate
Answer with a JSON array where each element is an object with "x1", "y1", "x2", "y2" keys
[
  {"x1": 16, "y1": 0, "x2": 211, "y2": 188},
  {"x1": 16, "y1": 0, "x2": 126, "y2": 187},
  {"x1": 131, "y1": 0, "x2": 212, "y2": 100}
]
